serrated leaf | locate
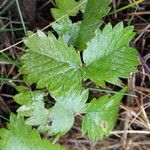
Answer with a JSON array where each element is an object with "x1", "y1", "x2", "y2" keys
[
  {"x1": 51, "y1": 0, "x2": 87, "y2": 46},
  {"x1": 14, "y1": 90, "x2": 49, "y2": 126},
  {"x1": 77, "y1": 0, "x2": 111, "y2": 50},
  {"x1": 82, "y1": 88, "x2": 127, "y2": 141},
  {"x1": 38, "y1": 104, "x2": 74, "y2": 136},
  {"x1": 52, "y1": 17, "x2": 80, "y2": 46},
  {"x1": 0, "y1": 114, "x2": 66, "y2": 150},
  {"x1": 83, "y1": 22, "x2": 139, "y2": 86},
  {"x1": 14, "y1": 88, "x2": 88, "y2": 136},
  {"x1": 51, "y1": 0, "x2": 78, "y2": 19},
  {"x1": 20, "y1": 30, "x2": 82, "y2": 98},
  {"x1": 55, "y1": 89, "x2": 89, "y2": 114},
  {"x1": 51, "y1": 0, "x2": 87, "y2": 20},
  {"x1": 38, "y1": 90, "x2": 88, "y2": 136}
]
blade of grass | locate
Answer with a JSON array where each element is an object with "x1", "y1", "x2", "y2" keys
[
  {"x1": 0, "y1": 0, "x2": 16, "y2": 15},
  {"x1": 1, "y1": 52, "x2": 20, "y2": 67},
  {"x1": 15, "y1": 0, "x2": 27, "y2": 35},
  {"x1": 0, "y1": 115, "x2": 9, "y2": 122},
  {"x1": 108, "y1": 0, "x2": 144, "y2": 15},
  {"x1": 0, "y1": 58, "x2": 20, "y2": 66},
  {"x1": 86, "y1": 87, "x2": 137, "y2": 97}
]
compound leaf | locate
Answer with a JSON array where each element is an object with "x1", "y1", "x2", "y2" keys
[
  {"x1": 82, "y1": 88, "x2": 127, "y2": 141},
  {"x1": 20, "y1": 30, "x2": 82, "y2": 98},
  {"x1": 83, "y1": 22, "x2": 139, "y2": 86},
  {"x1": 0, "y1": 114, "x2": 66, "y2": 150},
  {"x1": 77, "y1": 0, "x2": 111, "y2": 50}
]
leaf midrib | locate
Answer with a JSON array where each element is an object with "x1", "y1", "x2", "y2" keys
[
  {"x1": 30, "y1": 50, "x2": 80, "y2": 70},
  {"x1": 84, "y1": 46, "x2": 131, "y2": 67}
]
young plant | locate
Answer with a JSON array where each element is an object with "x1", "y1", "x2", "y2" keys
[{"x1": 0, "y1": 0, "x2": 139, "y2": 149}]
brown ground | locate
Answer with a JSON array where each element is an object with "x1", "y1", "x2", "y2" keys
[{"x1": 0, "y1": 0, "x2": 150, "y2": 150}]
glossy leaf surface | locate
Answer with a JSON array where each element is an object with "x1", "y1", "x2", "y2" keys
[
  {"x1": 82, "y1": 89, "x2": 127, "y2": 141},
  {"x1": 20, "y1": 30, "x2": 82, "y2": 98},
  {"x1": 83, "y1": 22, "x2": 139, "y2": 86},
  {"x1": 38, "y1": 90, "x2": 88, "y2": 136},
  {"x1": 14, "y1": 87, "x2": 88, "y2": 136}
]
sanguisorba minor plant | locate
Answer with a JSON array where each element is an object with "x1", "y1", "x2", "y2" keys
[{"x1": 0, "y1": 0, "x2": 140, "y2": 149}]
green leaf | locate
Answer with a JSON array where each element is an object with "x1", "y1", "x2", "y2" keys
[
  {"x1": 52, "y1": 17, "x2": 80, "y2": 46},
  {"x1": 38, "y1": 104, "x2": 74, "y2": 136},
  {"x1": 51, "y1": 0, "x2": 87, "y2": 20},
  {"x1": 20, "y1": 30, "x2": 82, "y2": 98},
  {"x1": 15, "y1": 85, "x2": 29, "y2": 92},
  {"x1": 55, "y1": 89, "x2": 89, "y2": 114},
  {"x1": 83, "y1": 22, "x2": 139, "y2": 86},
  {"x1": 79, "y1": 0, "x2": 88, "y2": 13},
  {"x1": 51, "y1": 0, "x2": 87, "y2": 46},
  {"x1": 51, "y1": 0, "x2": 78, "y2": 19},
  {"x1": 38, "y1": 90, "x2": 89, "y2": 136},
  {"x1": 77, "y1": 0, "x2": 111, "y2": 50},
  {"x1": 0, "y1": 114, "x2": 66, "y2": 150},
  {"x1": 82, "y1": 88, "x2": 127, "y2": 141},
  {"x1": 13, "y1": 90, "x2": 49, "y2": 126},
  {"x1": 14, "y1": 88, "x2": 88, "y2": 136}
]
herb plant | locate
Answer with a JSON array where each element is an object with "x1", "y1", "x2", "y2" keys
[{"x1": 0, "y1": 0, "x2": 139, "y2": 149}]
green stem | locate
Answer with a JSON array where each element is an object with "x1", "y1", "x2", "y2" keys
[
  {"x1": 1, "y1": 52, "x2": 20, "y2": 67},
  {"x1": 15, "y1": 0, "x2": 27, "y2": 35},
  {"x1": 0, "y1": 0, "x2": 16, "y2": 15},
  {"x1": 0, "y1": 115, "x2": 9, "y2": 122},
  {"x1": 86, "y1": 87, "x2": 137, "y2": 97}
]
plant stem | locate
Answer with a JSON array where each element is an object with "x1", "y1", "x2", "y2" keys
[
  {"x1": 0, "y1": 0, "x2": 16, "y2": 15},
  {"x1": 0, "y1": 115, "x2": 9, "y2": 122},
  {"x1": 86, "y1": 87, "x2": 137, "y2": 97}
]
